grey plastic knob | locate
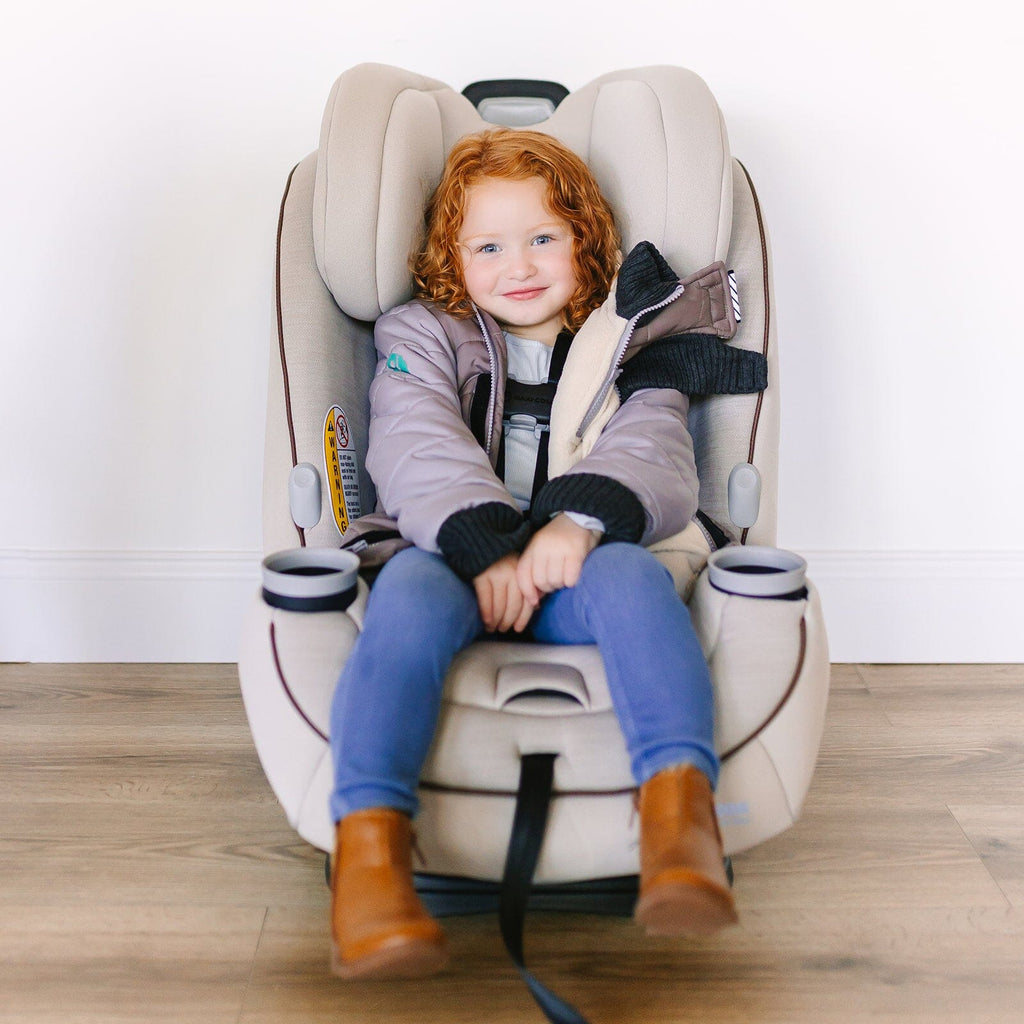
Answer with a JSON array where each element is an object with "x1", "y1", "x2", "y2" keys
[
  {"x1": 727, "y1": 463, "x2": 761, "y2": 530},
  {"x1": 289, "y1": 462, "x2": 322, "y2": 529}
]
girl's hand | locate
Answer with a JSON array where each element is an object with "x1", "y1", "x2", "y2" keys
[
  {"x1": 516, "y1": 514, "x2": 602, "y2": 605},
  {"x1": 473, "y1": 553, "x2": 536, "y2": 633}
]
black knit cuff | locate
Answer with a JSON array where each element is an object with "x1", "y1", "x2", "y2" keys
[
  {"x1": 531, "y1": 473, "x2": 646, "y2": 544},
  {"x1": 437, "y1": 502, "x2": 532, "y2": 580},
  {"x1": 617, "y1": 333, "x2": 768, "y2": 400}
]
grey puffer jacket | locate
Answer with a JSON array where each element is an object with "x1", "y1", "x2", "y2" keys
[{"x1": 341, "y1": 242, "x2": 759, "y2": 581}]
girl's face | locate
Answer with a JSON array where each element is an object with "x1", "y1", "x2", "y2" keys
[{"x1": 456, "y1": 176, "x2": 577, "y2": 346}]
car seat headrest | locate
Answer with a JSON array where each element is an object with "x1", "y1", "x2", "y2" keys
[{"x1": 313, "y1": 63, "x2": 733, "y2": 323}]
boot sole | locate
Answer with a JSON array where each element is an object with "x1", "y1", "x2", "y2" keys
[
  {"x1": 635, "y1": 876, "x2": 739, "y2": 938},
  {"x1": 330, "y1": 937, "x2": 449, "y2": 980}
]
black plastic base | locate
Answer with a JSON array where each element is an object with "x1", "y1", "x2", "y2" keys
[
  {"x1": 414, "y1": 872, "x2": 640, "y2": 918},
  {"x1": 324, "y1": 856, "x2": 734, "y2": 917}
]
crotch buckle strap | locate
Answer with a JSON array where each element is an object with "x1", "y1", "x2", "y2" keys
[{"x1": 500, "y1": 753, "x2": 591, "y2": 1024}]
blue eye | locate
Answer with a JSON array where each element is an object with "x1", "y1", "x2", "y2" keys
[
  {"x1": 532, "y1": 234, "x2": 553, "y2": 246},
  {"x1": 478, "y1": 243, "x2": 499, "y2": 254}
]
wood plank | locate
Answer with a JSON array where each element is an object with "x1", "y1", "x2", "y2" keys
[
  {"x1": 949, "y1": 805, "x2": 1024, "y2": 908},
  {"x1": 2, "y1": 662, "x2": 1023, "y2": 1023},
  {"x1": 237, "y1": 905, "x2": 1024, "y2": 1024},
  {"x1": 816, "y1": 683, "x2": 893, "y2": 746},
  {"x1": 0, "y1": 904, "x2": 265, "y2": 1024},
  {"x1": 0, "y1": 800, "x2": 326, "y2": 907},
  {"x1": 823, "y1": 663, "x2": 866, "y2": 691},
  {"x1": 810, "y1": 735, "x2": 1024, "y2": 809},
  {"x1": 732, "y1": 805, "x2": 1008, "y2": 909},
  {"x1": 856, "y1": 664, "x2": 1024, "y2": 688}
]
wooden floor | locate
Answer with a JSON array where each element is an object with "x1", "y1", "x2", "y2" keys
[{"x1": 1, "y1": 662, "x2": 1022, "y2": 1023}]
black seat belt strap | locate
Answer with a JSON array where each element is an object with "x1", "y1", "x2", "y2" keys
[
  {"x1": 500, "y1": 753, "x2": 591, "y2": 1024},
  {"x1": 531, "y1": 429, "x2": 551, "y2": 504},
  {"x1": 527, "y1": 329, "x2": 572, "y2": 507},
  {"x1": 695, "y1": 509, "x2": 731, "y2": 551},
  {"x1": 549, "y1": 329, "x2": 572, "y2": 380}
]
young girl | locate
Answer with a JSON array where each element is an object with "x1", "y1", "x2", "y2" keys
[{"x1": 328, "y1": 128, "x2": 738, "y2": 980}]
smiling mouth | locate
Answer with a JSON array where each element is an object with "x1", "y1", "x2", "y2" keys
[{"x1": 502, "y1": 287, "x2": 547, "y2": 301}]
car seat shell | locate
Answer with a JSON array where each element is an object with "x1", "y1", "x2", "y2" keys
[{"x1": 239, "y1": 62, "x2": 830, "y2": 884}]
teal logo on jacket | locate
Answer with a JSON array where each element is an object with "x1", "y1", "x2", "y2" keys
[{"x1": 386, "y1": 353, "x2": 409, "y2": 373}]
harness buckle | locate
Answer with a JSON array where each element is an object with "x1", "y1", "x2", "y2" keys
[{"x1": 505, "y1": 412, "x2": 549, "y2": 441}]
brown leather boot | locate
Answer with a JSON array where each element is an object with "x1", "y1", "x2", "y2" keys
[
  {"x1": 329, "y1": 808, "x2": 448, "y2": 979},
  {"x1": 634, "y1": 764, "x2": 739, "y2": 937}
]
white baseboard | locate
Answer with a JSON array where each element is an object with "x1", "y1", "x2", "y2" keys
[
  {"x1": 803, "y1": 550, "x2": 1024, "y2": 663},
  {"x1": 1, "y1": 548, "x2": 1022, "y2": 663},
  {"x1": 0, "y1": 549, "x2": 262, "y2": 663}
]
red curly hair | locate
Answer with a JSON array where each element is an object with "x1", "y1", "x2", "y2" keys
[{"x1": 411, "y1": 128, "x2": 620, "y2": 332}]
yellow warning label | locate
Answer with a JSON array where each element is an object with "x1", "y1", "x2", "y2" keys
[{"x1": 324, "y1": 406, "x2": 361, "y2": 536}]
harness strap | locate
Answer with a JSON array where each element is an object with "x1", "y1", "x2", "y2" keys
[
  {"x1": 531, "y1": 429, "x2": 551, "y2": 503},
  {"x1": 500, "y1": 753, "x2": 591, "y2": 1024},
  {"x1": 501, "y1": 330, "x2": 574, "y2": 508},
  {"x1": 549, "y1": 329, "x2": 572, "y2": 380},
  {"x1": 695, "y1": 509, "x2": 731, "y2": 551}
]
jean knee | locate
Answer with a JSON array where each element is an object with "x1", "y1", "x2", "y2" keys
[
  {"x1": 579, "y1": 542, "x2": 673, "y2": 596},
  {"x1": 367, "y1": 547, "x2": 480, "y2": 638}
]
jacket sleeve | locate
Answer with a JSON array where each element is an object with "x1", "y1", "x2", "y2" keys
[
  {"x1": 532, "y1": 387, "x2": 699, "y2": 547},
  {"x1": 366, "y1": 304, "x2": 523, "y2": 559}
]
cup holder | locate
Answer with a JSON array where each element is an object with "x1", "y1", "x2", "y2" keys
[
  {"x1": 706, "y1": 545, "x2": 807, "y2": 599},
  {"x1": 261, "y1": 548, "x2": 360, "y2": 612}
]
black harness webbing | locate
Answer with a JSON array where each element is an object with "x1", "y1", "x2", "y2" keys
[
  {"x1": 500, "y1": 753, "x2": 591, "y2": 1024},
  {"x1": 695, "y1": 509, "x2": 731, "y2": 551},
  {"x1": 501, "y1": 330, "x2": 573, "y2": 507}
]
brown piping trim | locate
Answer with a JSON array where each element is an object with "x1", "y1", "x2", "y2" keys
[
  {"x1": 736, "y1": 160, "x2": 771, "y2": 547},
  {"x1": 269, "y1": 620, "x2": 329, "y2": 743},
  {"x1": 288, "y1": 594, "x2": 806, "y2": 785},
  {"x1": 720, "y1": 615, "x2": 807, "y2": 762},
  {"x1": 275, "y1": 163, "x2": 305, "y2": 547}
]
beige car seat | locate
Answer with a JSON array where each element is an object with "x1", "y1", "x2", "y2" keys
[{"x1": 239, "y1": 62, "x2": 829, "y2": 900}]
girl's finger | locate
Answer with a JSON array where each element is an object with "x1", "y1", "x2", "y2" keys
[
  {"x1": 475, "y1": 576, "x2": 494, "y2": 631},
  {"x1": 517, "y1": 552, "x2": 541, "y2": 607},
  {"x1": 513, "y1": 593, "x2": 534, "y2": 633},
  {"x1": 498, "y1": 582, "x2": 521, "y2": 632}
]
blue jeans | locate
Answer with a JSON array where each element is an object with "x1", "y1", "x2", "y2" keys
[{"x1": 329, "y1": 543, "x2": 717, "y2": 821}]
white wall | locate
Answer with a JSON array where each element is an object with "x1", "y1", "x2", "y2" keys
[{"x1": 2, "y1": 0, "x2": 1022, "y2": 662}]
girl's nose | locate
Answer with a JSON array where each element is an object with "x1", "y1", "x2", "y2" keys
[{"x1": 505, "y1": 248, "x2": 536, "y2": 279}]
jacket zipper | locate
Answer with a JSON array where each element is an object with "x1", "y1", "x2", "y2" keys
[
  {"x1": 473, "y1": 306, "x2": 499, "y2": 457},
  {"x1": 575, "y1": 283, "x2": 686, "y2": 440}
]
